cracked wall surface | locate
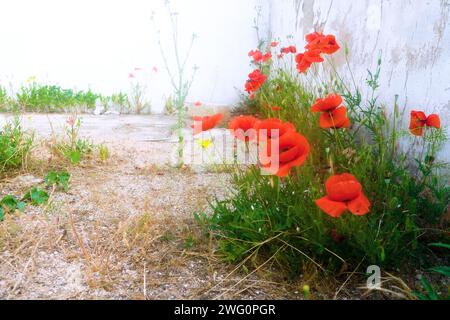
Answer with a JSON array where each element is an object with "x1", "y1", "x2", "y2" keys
[{"x1": 267, "y1": 0, "x2": 450, "y2": 159}]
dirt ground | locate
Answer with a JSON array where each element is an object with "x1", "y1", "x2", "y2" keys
[{"x1": 0, "y1": 113, "x2": 306, "y2": 300}]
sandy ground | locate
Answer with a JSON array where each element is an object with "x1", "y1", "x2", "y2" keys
[{"x1": 0, "y1": 113, "x2": 301, "y2": 300}]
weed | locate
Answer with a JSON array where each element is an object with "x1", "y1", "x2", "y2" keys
[
  {"x1": 111, "y1": 92, "x2": 129, "y2": 114},
  {"x1": 23, "y1": 187, "x2": 49, "y2": 206},
  {"x1": 15, "y1": 82, "x2": 99, "y2": 112},
  {"x1": 153, "y1": 3, "x2": 198, "y2": 166},
  {"x1": 49, "y1": 115, "x2": 94, "y2": 165},
  {"x1": 98, "y1": 144, "x2": 110, "y2": 162},
  {"x1": 0, "y1": 117, "x2": 34, "y2": 175},
  {"x1": 44, "y1": 171, "x2": 70, "y2": 192},
  {"x1": 0, "y1": 195, "x2": 26, "y2": 221}
]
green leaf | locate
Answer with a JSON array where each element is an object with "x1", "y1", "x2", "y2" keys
[
  {"x1": 44, "y1": 171, "x2": 70, "y2": 192},
  {"x1": 413, "y1": 291, "x2": 428, "y2": 301},
  {"x1": 0, "y1": 207, "x2": 4, "y2": 221},
  {"x1": 24, "y1": 187, "x2": 49, "y2": 205},
  {"x1": 420, "y1": 278, "x2": 439, "y2": 300},
  {"x1": 1, "y1": 195, "x2": 18, "y2": 210},
  {"x1": 429, "y1": 243, "x2": 450, "y2": 250},
  {"x1": 193, "y1": 212, "x2": 202, "y2": 224},
  {"x1": 70, "y1": 151, "x2": 81, "y2": 165},
  {"x1": 17, "y1": 201, "x2": 27, "y2": 212},
  {"x1": 429, "y1": 266, "x2": 450, "y2": 277}
]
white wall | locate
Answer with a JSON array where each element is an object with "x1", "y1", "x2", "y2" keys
[
  {"x1": 0, "y1": 0, "x2": 263, "y2": 113},
  {"x1": 267, "y1": 0, "x2": 450, "y2": 160},
  {"x1": 0, "y1": 0, "x2": 449, "y2": 136}
]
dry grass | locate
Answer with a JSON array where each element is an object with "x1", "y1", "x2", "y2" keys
[
  {"x1": 0, "y1": 122, "x2": 426, "y2": 300},
  {"x1": 0, "y1": 136, "x2": 309, "y2": 300}
]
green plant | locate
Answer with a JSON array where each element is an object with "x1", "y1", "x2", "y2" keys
[
  {"x1": 413, "y1": 243, "x2": 450, "y2": 300},
  {"x1": 0, "y1": 86, "x2": 9, "y2": 111},
  {"x1": 0, "y1": 195, "x2": 26, "y2": 221},
  {"x1": 51, "y1": 115, "x2": 94, "y2": 165},
  {"x1": 164, "y1": 96, "x2": 176, "y2": 115},
  {"x1": 44, "y1": 171, "x2": 70, "y2": 192},
  {"x1": 23, "y1": 187, "x2": 49, "y2": 206},
  {"x1": 0, "y1": 117, "x2": 34, "y2": 174},
  {"x1": 99, "y1": 95, "x2": 111, "y2": 112},
  {"x1": 197, "y1": 37, "x2": 449, "y2": 277},
  {"x1": 98, "y1": 144, "x2": 109, "y2": 162},
  {"x1": 184, "y1": 234, "x2": 196, "y2": 249},
  {"x1": 111, "y1": 92, "x2": 129, "y2": 113},
  {"x1": 127, "y1": 81, "x2": 150, "y2": 114},
  {"x1": 152, "y1": 2, "x2": 198, "y2": 167},
  {"x1": 15, "y1": 81, "x2": 100, "y2": 112}
]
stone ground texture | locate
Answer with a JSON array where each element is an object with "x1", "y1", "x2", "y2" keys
[{"x1": 0, "y1": 113, "x2": 304, "y2": 300}]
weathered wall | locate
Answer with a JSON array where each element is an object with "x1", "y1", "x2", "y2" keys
[{"x1": 267, "y1": 0, "x2": 450, "y2": 159}]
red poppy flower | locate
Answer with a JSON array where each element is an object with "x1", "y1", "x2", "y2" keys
[
  {"x1": 245, "y1": 69, "x2": 267, "y2": 94},
  {"x1": 128, "y1": 73, "x2": 135, "y2": 78},
  {"x1": 319, "y1": 107, "x2": 351, "y2": 129},
  {"x1": 295, "y1": 49, "x2": 324, "y2": 73},
  {"x1": 305, "y1": 32, "x2": 324, "y2": 43},
  {"x1": 194, "y1": 101, "x2": 202, "y2": 107},
  {"x1": 295, "y1": 53, "x2": 312, "y2": 73},
  {"x1": 281, "y1": 46, "x2": 297, "y2": 54},
  {"x1": 262, "y1": 52, "x2": 272, "y2": 62},
  {"x1": 249, "y1": 50, "x2": 272, "y2": 63},
  {"x1": 259, "y1": 131, "x2": 310, "y2": 177},
  {"x1": 249, "y1": 93, "x2": 255, "y2": 100},
  {"x1": 191, "y1": 113, "x2": 223, "y2": 135},
  {"x1": 311, "y1": 94, "x2": 351, "y2": 129},
  {"x1": 305, "y1": 32, "x2": 340, "y2": 55},
  {"x1": 253, "y1": 118, "x2": 296, "y2": 140},
  {"x1": 409, "y1": 111, "x2": 441, "y2": 136},
  {"x1": 228, "y1": 115, "x2": 259, "y2": 141},
  {"x1": 316, "y1": 174, "x2": 371, "y2": 218},
  {"x1": 248, "y1": 49, "x2": 257, "y2": 57},
  {"x1": 271, "y1": 41, "x2": 279, "y2": 47},
  {"x1": 311, "y1": 94, "x2": 343, "y2": 112},
  {"x1": 271, "y1": 106, "x2": 281, "y2": 111},
  {"x1": 250, "y1": 50, "x2": 263, "y2": 61}
]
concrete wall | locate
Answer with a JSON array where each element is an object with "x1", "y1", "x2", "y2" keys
[{"x1": 266, "y1": 0, "x2": 450, "y2": 159}]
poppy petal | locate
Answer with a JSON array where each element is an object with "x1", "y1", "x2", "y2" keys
[
  {"x1": 341, "y1": 117, "x2": 351, "y2": 128},
  {"x1": 315, "y1": 196, "x2": 348, "y2": 218},
  {"x1": 426, "y1": 114, "x2": 441, "y2": 129},
  {"x1": 409, "y1": 111, "x2": 427, "y2": 136},
  {"x1": 254, "y1": 118, "x2": 296, "y2": 140},
  {"x1": 319, "y1": 107, "x2": 350, "y2": 129},
  {"x1": 409, "y1": 126, "x2": 424, "y2": 136},
  {"x1": 325, "y1": 173, "x2": 362, "y2": 202},
  {"x1": 311, "y1": 94, "x2": 343, "y2": 112},
  {"x1": 311, "y1": 99, "x2": 325, "y2": 112},
  {"x1": 327, "y1": 180, "x2": 362, "y2": 202},
  {"x1": 259, "y1": 131, "x2": 310, "y2": 177},
  {"x1": 328, "y1": 94, "x2": 343, "y2": 107},
  {"x1": 331, "y1": 107, "x2": 351, "y2": 128},
  {"x1": 347, "y1": 192, "x2": 371, "y2": 216}
]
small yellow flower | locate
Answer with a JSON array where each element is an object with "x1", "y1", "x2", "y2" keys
[
  {"x1": 302, "y1": 284, "x2": 311, "y2": 298},
  {"x1": 26, "y1": 76, "x2": 36, "y2": 84},
  {"x1": 197, "y1": 139, "x2": 212, "y2": 150}
]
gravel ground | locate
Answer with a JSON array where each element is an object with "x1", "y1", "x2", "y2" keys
[{"x1": 0, "y1": 114, "x2": 302, "y2": 300}]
